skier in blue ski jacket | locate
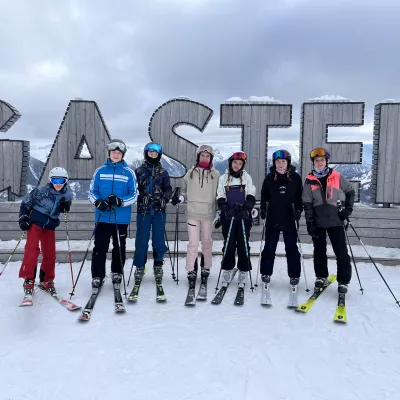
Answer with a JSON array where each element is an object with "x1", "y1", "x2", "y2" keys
[
  {"x1": 88, "y1": 139, "x2": 138, "y2": 290},
  {"x1": 132, "y1": 142, "x2": 172, "y2": 287}
]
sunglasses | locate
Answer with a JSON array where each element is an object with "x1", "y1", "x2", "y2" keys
[
  {"x1": 310, "y1": 148, "x2": 330, "y2": 159},
  {"x1": 272, "y1": 150, "x2": 291, "y2": 161},
  {"x1": 107, "y1": 142, "x2": 126, "y2": 153},
  {"x1": 144, "y1": 143, "x2": 162, "y2": 153},
  {"x1": 231, "y1": 151, "x2": 247, "y2": 161},
  {"x1": 50, "y1": 177, "x2": 67, "y2": 185}
]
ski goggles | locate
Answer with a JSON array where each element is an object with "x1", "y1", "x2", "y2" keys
[
  {"x1": 272, "y1": 150, "x2": 291, "y2": 161},
  {"x1": 144, "y1": 142, "x2": 162, "y2": 154},
  {"x1": 231, "y1": 151, "x2": 247, "y2": 161},
  {"x1": 310, "y1": 147, "x2": 330, "y2": 159},
  {"x1": 107, "y1": 141, "x2": 126, "y2": 153},
  {"x1": 50, "y1": 177, "x2": 67, "y2": 185}
]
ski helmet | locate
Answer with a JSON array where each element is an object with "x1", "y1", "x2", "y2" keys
[
  {"x1": 310, "y1": 147, "x2": 330, "y2": 163},
  {"x1": 107, "y1": 139, "x2": 127, "y2": 158},
  {"x1": 228, "y1": 151, "x2": 247, "y2": 176},
  {"x1": 49, "y1": 167, "x2": 68, "y2": 185},
  {"x1": 144, "y1": 142, "x2": 162, "y2": 165},
  {"x1": 196, "y1": 144, "x2": 214, "y2": 163},
  {"x1": 272, "y1": 149, "x2": 291, "y2": 167}
]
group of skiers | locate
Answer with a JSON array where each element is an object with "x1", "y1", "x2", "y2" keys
[{"x1": 17, "y1": 138, "x2": 355, "y2": 302}]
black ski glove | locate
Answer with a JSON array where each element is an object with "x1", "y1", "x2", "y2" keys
[
  {"x1": 19, "y1": 215, "x2": 31, "y2": 231},
  {"x1": 307, "y1": 224, "x2": 319, "y2": 239},
  {"x1": 260, "y1": 207, "x2": 266, "y2": 220},
  {"x1": 59, "y1": 198, "x2": 71, "y2": 213},
  {"x1": 293, "y1": 209, "x2": 302, "y2": 222},
  {"x1": 237, "y1": 209, "x2": 250, "y2": 220},
  {"x1": 108, "y1": 194, "x2": 123, "y2": 208},
  {"x1": 338, "y1": 208, "x2": 351, "y2": 221},
  {"x1": 94, "y1": 199, "x2": 110, "y2": 211}
]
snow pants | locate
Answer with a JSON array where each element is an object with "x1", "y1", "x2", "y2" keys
[
  {"x1": 133, "y1": 212, "x2": 168, "y2": 267},
  {"x1": 186, "y1": 219, "x2": 213, "y2": 271},
  {"x1": 91, "y1": 222, "x2": 128, "y2": 280},
  {"x1": 260, "y1": 223, "x2": 301, "y2": 278},
  {"x1": 313, "y1": 225, "x2": 352, "y2": 284},
  {"x1": 19, "y1": 224, "x2": 56, "y2": 282},
  {"x1": 221, "y1": 217, "x2": 252, "y2": 272}
]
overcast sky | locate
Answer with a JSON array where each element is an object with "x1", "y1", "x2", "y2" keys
[{"x1": 0, "y1": 0, "x2": 399, "y2": 148}]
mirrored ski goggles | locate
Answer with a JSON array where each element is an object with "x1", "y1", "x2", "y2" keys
[
  {"x1": 50, "y1": 177, "x2": 67, "y2": 185},
  {"x1": 273, "y1": 150, "x2": 290, "y2": 161},
  {"x1": 107, "y1": 142, "x2": 126, "y2": 153},
  {"x1": 310, "y1": 148, "x2": 330, "y2": 159},
  {"x1": 231, "y1": 151, "x2": 247, "y2": 161},
  {"x1": 144, "y1": 143, "x2": 162, "y2": 153}
]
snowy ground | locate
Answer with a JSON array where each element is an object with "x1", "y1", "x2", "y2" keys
[{"x1": 1, "y1": 255, "x2": 400, "y2": 400}]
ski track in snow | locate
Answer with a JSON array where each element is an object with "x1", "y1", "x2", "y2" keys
[{"x1": 1, "y1": 257, "x2": 400, "y2": 400}]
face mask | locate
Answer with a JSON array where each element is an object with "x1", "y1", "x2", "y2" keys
[
  {"x1": 314, "y1": 166, "x2": 328, "y2": 174},
  {"x1": 198, "y1": 161, "x2": 209, "y2": 168}
]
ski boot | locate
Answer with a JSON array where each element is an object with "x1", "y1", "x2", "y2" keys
[
  {"x1": 154, "y1": 261, "x2": 164, "y2": 285},
  {"x1": 314, "y1": 277, "x2": 328, "y2": 292},
  {"x1": 111, "y1": 273, "x2": 122, "y2": 289},
  {"x1": 23, "y1": 279, "x2": 35, "y2": 296},
  {"x1": 40, "y1": 280, "x2": 57, "y2": 295},
  {"x1": 262, "y1": 275, "x2": 271, "y2": 284},
  {"x1": 221, "y1": 269, "x2": 234, "y2": 287},
  {"x1": 200, "y1": 268, "x2": 210, "y2": 284},
  {"x1": 187, "y1": 270, "x2": 197, "y2": 284},
  {"x1": 238, "y1": 270, "x2": 247, "y2": 288},
  {"x1": 134, "y1": 266, "x2": 145, "y2": 282},
  {"x1": 290, "y1": 277, "x2": 300, "y2": 286},
  {"x1": 91, "y1": 277, "x2": 103, "y2": 294},
  {"x1": 338, "y1": 283, "x2": 348, "y2": 294}
]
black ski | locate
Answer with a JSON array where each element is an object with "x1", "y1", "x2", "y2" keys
[
  {"x1": 114, "y1": 287, "x2": 125, "y2": 313},
  {"x1": 185, "y1": 280, "x2": 197, "y2": 306},
  {"x1": 211, "y1": 268, "x2": 238, "y2": 305},
  {"x1": 196, "y1": 281, "x2": 207, "y2": 301},
  {"x1": 234, "y1": 286, "x2": 245, "y2": 305},
  {"x1": 78, "y1": 282, "x2": 103, "y2": 322}
]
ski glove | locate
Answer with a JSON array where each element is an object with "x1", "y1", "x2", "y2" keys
[
  {"x1": 171, "y1": 195, "x2": 184, "y2": 206},
  {"x1": 307, "y1": 224, "x2": 319, "y2": 239},
  {"x1": 19, "y1": 215, "x2": 31, "y2": 231},
  {"x1": 59, "y1": 198, "x2": 71, "y2": 213},
  {"x1": 237, "y1": 209, "x2": 250, "y2": 220},
  {"x1": 108, "y1": 194, "x2": 123, "y2": 208},
  {"x1": 260, "y1": 207, "x2": 266, "y2": 220},
  {"x1": 293, "y1": 209, "x2": 302, "y2": 222},
  {"x1": 94, "y1": 199, "x2": 110, "y2": 211},
  {"x1": 338, "y1": 208, "x2": 351, "y2": 221},
  {"x1": 213, "y1": 211, "x2": 221, "y2": 229}
]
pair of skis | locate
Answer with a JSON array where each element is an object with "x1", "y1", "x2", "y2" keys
[
  {"x1": 210, "y1": 268, "x2": 243, "y2": 306},
  {"x1": 295, "y1": 274, "x2": 347, "y2": 323},
  {"x1": 184, "y1": 275, "x2": 208, "y2": 306},
  {"x1": 127, "y1": 279, "x2": 167, "y2": 303},
  {"x1": 19, "y1": 284, "x2": 82, "y2": 311},
  {"x1": 78, "y1": 279, "x2": 125, "y2": 322}
]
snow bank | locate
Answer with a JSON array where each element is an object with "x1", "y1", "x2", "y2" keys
[
  {"x1": 306, "y1": 95, "x2": 354, "y2": 102},
  {"x1": 225, "y1": 96, "x2": 283, "y2": 104}
]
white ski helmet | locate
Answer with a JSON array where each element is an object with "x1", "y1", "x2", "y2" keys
[{"x1": 49, "y1": 167, "x2": 69, "y2": 182}]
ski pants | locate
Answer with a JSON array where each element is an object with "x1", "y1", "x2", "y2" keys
[
  {"x1": 260, "y1": 223, "x2": 301, "y2": 278},
  {"x1": 91, "y1": 222, "x2": 128, "y2": 280},
  {"x1": 312, "y1": 225, "x2": 352, "y2": 284},
  {"x1": 221, "y1": 217, "x2": 252, "y2": 272},
  {"x1": 186, "y1": 219, "x2": 213, "y2": 272},
  {"x1": 19, "y1": 224, "x2": 56, "y2": 282},
  {"x1": 133, "y1": 212, "x2": 168, "y2": 267}
]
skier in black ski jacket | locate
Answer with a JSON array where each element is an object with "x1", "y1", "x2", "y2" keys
[{"x1": 259, "y1": 150, "x2": 303, "y2": 287}]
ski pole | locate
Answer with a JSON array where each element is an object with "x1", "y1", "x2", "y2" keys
[
  {"x1": 241, "y1": 218, "x2": 254, "y2": 291},
  {"x1": 348, "y1": 219, "x2": 399, "y2": 306},
  {"x1": 255, "y1": 218, "x2": 266, "y2": 289},
  {"x1": 291, "y1": 204, "x2": 309, "y2": 292},
  {"x1": 215, "y1": 216, "x2": 235, "y2": 293},
  {"x1": 175, "y1": 201, "x2": 180, "y2": 285},
  {"x1": 69, "y1": 211, "x2": 103, "y2": 298},
  {"x1": 113, "y1": 208, "x2": 128, "y2": 299},
  {"x1": 64, "y1": 212, "x2": 75, "y2": 289},
  {"x1": 337, "y1": 200, "x2": 364, "y2": 294},
  {"x1": 0, "y1": 231, "x2": 26, "y2": 277}
]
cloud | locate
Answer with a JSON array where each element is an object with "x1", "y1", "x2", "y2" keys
[{"x1": 0, "y1": 0, "x2": 398, "y2": 147}]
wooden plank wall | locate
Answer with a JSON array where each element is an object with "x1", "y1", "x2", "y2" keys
[
  {"x1": 300, "y1": 102, "x2": 364, "y2": 182},
  {"x1": 220, "y1": 102, "x2": 292, "y2": 200},
  {"x1": 0, "y1": 201, "x2": 399, "y2": 248},
  {"x1": 372, "y1": 103, "x2": 400, "y2": 204},
  {"x1": 148, "y1": 98, "x2": 214, "y2": 189},
  {"x1": 38, "y1": 100, "x2": 112, "y2": 185},
  {"x1": 0, "y1": 140, "x2": 29, "y2": 198}
]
